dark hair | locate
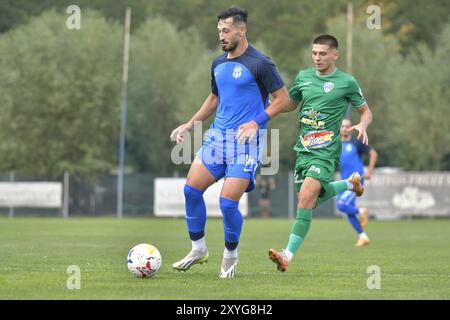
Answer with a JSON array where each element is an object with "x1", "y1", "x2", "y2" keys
[
  {"x1": 313, "y1": 34, "x2": 339, "y2": 49},
  {"x1": 217, "y1": 7, "x2": 248, "y2": 25}
]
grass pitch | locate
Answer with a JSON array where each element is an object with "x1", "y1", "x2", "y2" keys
[{"x1": 0, "y1": 217, "x2": 449, "y2": 299}]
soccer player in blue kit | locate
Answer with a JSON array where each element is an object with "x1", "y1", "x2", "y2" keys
[
  {"x1": 170, "y1": 7, "x2": 291, "y2": 278},
  {"x1": 337, "y1": 119, "x2": 377, "y2": 246}
]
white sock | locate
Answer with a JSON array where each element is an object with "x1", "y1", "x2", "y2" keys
[
  {"x1": 192, "y1": 236, "x2": 206, "y2": 251},
  {"x1": 283, "y1": 248, "x2": 294, "y2": 262},
  {"x1": 223, "y1": 248, "x2": 238, "y2": 259},
  {"x1": 359, "y1": 232, "x2": 368, "y2": 239},
  {"x1": 346, "y1": 180, "x2": 354, "y2": 190}
]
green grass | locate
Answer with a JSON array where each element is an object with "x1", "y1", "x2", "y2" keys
[{"x1": 0, "y1": 217, "x2": 449, "y2": 299}]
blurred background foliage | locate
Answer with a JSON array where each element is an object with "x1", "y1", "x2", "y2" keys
[{"x1": 0, "y1": 0, "x2": 449, "y2": 178}]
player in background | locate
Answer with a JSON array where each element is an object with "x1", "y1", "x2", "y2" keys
[
  {"x1": 170, "y1": 7, "x2": 291, "y2": 278},
  {"x1": 337, "y1": 118, "x2": 378, "y2": 246},
  {"x1": 268, "y1": 34, "x2": 373, "y2": 272}
]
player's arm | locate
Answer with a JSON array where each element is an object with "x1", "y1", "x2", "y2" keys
[
  {"x1": 284, "y1": 99, "x2": 300, "y2": 112},
  {"x1": 188, "y1": 93, "x2": 218, "y2": 124},
  {"x1": 364, "y1": 148, "x2": 378, "y2": 180},
  {"x1": 170, "y1": 93, "x2": 218, "y2": 144},
  {"x1": 236, "y1": 86, "x2": 290, "y2": 144},
  {"x1": 347, "y1": 104, "x2": 373, "y2": 145},
  {"x1": 265, "y1": 86, "x2": 293, "y2": 116}
]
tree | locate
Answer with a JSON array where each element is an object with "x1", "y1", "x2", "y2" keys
[
  {"x1": 126, "y1": 18, "x2": 208, "y2": 173},
  {"x1": 0, "y1": 10, "x2": 123, "y2": 178},
  {"x1": 385, "y1": 21, "x2": 450, "y2": 170}
]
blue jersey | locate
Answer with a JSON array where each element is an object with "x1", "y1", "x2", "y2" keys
[
  {"x1": 340, "y1": 137, "x2": 371, "y2": 179},
  {"x1": 210, "y1": 45, "x2": 284, "y2": 131}
]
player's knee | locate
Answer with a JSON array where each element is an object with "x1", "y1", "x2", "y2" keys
[
  {"x1": 297, "y1": 195, "x2": 317, "y2": 209},
  {"x1": 184, "y1": 184, "x2": 204, "y2": 199},
  {"x1": 298, "y1": 186, "x2": 321, "y2": 208},
  {"x1": 219, "y1": 197, "x2": 239, "y2": 215}
]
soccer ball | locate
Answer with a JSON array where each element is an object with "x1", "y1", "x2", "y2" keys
[{"x1": 127, "y1": 243, "x2": 162, "y2": 278}]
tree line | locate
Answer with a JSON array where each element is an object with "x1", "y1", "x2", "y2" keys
[{"x1": 0, "y1": 1, "x2": 449, "y2": 178}]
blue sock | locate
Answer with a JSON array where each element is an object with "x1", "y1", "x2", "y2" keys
[
  {"x1": 346, "y1": 214, "x2": 364, "y2": 234},
  {"x1": 184, "y1": 184, "x2": 207, "y2": 241},
  {"x1": 336, "y1": 199, "x2": 363, "y2": 234},
  {"x1": 219, "y1": 197, "x2": 243, "y2": 250}
]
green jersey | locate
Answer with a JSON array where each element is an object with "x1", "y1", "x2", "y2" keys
[{"x1": 289, "y1": 67, "x2": 366, "y2": 159}]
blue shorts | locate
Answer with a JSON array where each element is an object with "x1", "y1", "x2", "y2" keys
[
  {"x1": 336, "y1": 179, "x2": 365, "y2": 207},
  {"x1": 197, "y1": 129, "x2": 264, "y2": 193},
  {"x1": 336, "y1": 190, "x2": 357, "y2": 208}
]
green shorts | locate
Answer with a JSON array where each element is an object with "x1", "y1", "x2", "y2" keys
[{"x1": 294, "y1": 154, "x2": 338, "y2": 193}]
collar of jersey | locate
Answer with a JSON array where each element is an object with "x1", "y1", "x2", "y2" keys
[
  {"x1": 315, "y1": 67, "x2": 338, "y2": 77},
  {"x1": 226, "y1": 45, "x2": 250, "y2": 60}
]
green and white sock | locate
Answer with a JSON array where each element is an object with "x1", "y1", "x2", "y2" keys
[{"x1": 286, "y1": 208, "x2": 312, "y2": 257}]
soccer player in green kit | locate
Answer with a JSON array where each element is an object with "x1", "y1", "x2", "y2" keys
[{"x1": 269, "y1": 34, "x2": 373, "y2": 271}]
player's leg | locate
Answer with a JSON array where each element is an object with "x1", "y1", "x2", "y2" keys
[
  {"x1": 269, "y1": 175, "x2": 321, "y2": 271},
  {"x1": 359, "y1": 207, "x2": 369, "y2": 228},
  {"x1": 347, "y1": 199, "x2": 370, "y2": 247},
  {"x1": 316, "y1": 172, "x2": 364, "y2": 207},
  {"x1": 336, "y1": 190, "x2": 370, "y2": 246},
  {"x1": 172, "y1": 157, "x2": 222, "y2": 271},
  {"x1": 216, "y1": 137, "x2": 261, "y2": 278},
  {"x1": 269, "y1": 157, "x2": 347, "y2": 271},
  {"x1": 218, "y1": 177, "x2": 249, "y2": 278},
  {"x1": 288, "y1": 176, "x2": 321, "y2": 254},
  {"x1": 259, "y1": 198, "x2": 270, "y2": 218},
  {"x1": 356, "y1": 180, "x2": 369, "y2": 228}
]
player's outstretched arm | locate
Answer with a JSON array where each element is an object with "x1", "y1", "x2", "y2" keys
[
  {"x1": 170, "y1": 93, "x2": 218, "y2": 144},
  {"x1": 347, "y1": 104, "x2": 373, "y2": 145},
  {"x1": 236, "y1": 86, "x2": 291, "y2": 144}
]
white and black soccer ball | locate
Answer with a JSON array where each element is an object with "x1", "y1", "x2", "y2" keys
[{"x1": 127, "y1": 243, "x2": 162, "y2": 278}]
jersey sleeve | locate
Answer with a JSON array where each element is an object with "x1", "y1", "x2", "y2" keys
[
  {"x1": 346, "y1": 77, "x2": 366, "y2": 107},
  {"x1": 211, "y1": 63, "x2": 218, "y2": 96},
  {"x1": 288, "y1": 71, "x2": 303, "y2": 102},
  {"x1": 355, "y1": 137, "x2": 371, "y2": 155},
  {"x1": 257, "y1": 58, "x2": 285, "y2": 94}
]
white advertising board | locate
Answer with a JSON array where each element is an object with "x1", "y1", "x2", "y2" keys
[
  {"x1": 154, "y1": 178, "x2": 248, "y2": 217},
  {"x1": 0, "y1": 182, "x2": 63, "y2": 208}
]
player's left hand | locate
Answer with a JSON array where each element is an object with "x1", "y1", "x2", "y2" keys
[
  {"x1": 236, "y1": 121, "x2": 259, "y2": 144},
  {"x1": 364, "y1": 171, "x2": 372, "y2": 180},
  {"x1": 347, "y1": 123, "x2": 369, "y2": 145}
]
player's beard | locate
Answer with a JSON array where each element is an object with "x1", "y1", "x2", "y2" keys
[{"x1": 221, "y1": 38, "x2": 239, "y2": 52}]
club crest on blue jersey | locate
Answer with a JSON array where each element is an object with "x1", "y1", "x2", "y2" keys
[
  {"x1": 323, "y1": 81, "x2": 334, "y2": 93},
  {"x1": 232, "y1": 65, "x2": 242, "y2": 79}
]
